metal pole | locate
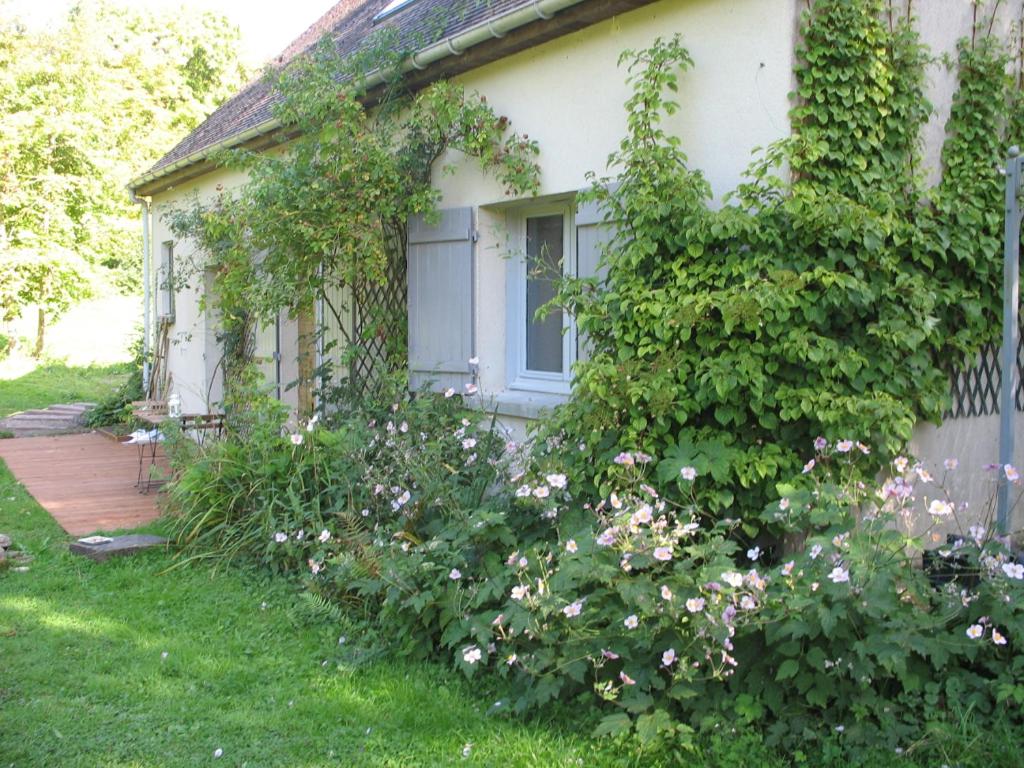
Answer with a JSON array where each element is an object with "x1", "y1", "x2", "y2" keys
[{"x1": 998, "y1": 147, "x2": 1022, "y2": 534}]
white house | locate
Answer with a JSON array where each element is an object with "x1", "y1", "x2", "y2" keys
[{"x1": 129, "y1": 0, "x2": 1024, "y2": 530}]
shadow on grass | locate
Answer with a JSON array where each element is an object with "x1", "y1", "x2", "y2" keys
[{"x1": 0, "y1": 535, "x2": 626, "y2": 768}]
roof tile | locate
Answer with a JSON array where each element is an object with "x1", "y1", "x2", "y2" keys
[{"x1": 144, "y1": 0, "x2": 533, "y2": 178}]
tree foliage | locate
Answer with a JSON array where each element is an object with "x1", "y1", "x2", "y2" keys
[{"x1": 0, "y1": 0, "x2": 250, "y2": 320}]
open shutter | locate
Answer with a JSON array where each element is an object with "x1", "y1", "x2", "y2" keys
[
  {"x1": 575, "y1": 194, "x2": 618, "y2": 363},
  {"x1": 408, "y1": 207, "x2": 474, "y2": 392}
]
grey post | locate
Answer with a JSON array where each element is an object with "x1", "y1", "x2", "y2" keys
[{"x1": 998, "y1": 147, "x2": 1023, "y2": 534}]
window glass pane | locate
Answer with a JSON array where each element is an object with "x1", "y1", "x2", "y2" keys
[{"x1": 525, "y1": 214, "x2": 563, "y2": 373}]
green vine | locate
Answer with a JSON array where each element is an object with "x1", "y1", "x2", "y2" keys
[
  {"x1": 545, "y1": 0, "x2": 1021, "y2": 528},
  {"x1": 168, "y1": 35, "x2": 541, "y2": 404}
]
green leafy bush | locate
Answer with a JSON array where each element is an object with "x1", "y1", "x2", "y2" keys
[{"x1": 543, "y1": 3, "x2": 1014, "y2": 532}]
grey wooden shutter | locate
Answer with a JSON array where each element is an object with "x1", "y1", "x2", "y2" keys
[
  {"x1": 575, "y1": 194, "x2": 617, "y2": 363},
  {"x1": 408, "y1": 207, "x2": 474, "y2": 392}
]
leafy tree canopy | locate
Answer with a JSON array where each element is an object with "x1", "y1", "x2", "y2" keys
[{"x1": 0, "y1": 0, "x2": 250, "y2": 314}]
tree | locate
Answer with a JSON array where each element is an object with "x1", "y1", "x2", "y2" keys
[{"x1": 0, "y1": 0, "x2": 250, "y2": 352}]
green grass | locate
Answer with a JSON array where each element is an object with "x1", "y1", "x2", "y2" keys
[
  {"x1": 0, "y1": 462, "x2": 627, "y2": 767},
  {"x1": 0, "y1": 361, "x2": 132, "y2": 417},
  {"x1": 1, "y1": 460, "x2": 1020, "y2": 767}
]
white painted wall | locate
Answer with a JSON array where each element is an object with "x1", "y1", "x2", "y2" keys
[
  {"x1": 148, "y1": 164, "x2": 300, "y2": 416},
  {"x1": 909, "y1": 414, "x2": 1022, "y2": 539},
  {"x1": 909, "y1": 1, "x2": 1021, "y2": 528},
  {"x1": 915, "y1": 0, "x2": 1018, "y2": 186},
  {"x1": 434, "y1": 0, "x2": 798, "y2": 434}
]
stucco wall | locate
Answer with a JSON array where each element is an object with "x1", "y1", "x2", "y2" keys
[
  {"x1": 915, "y1": 1, "x2": 1018, "y2": 186},
  {"x1": 909, "y1": 414, "x2": 1022, "y2": 539},
  {"x1": 434, "y1": 0, "x2": 798, "y2": 435},
  {"x1": 148, "y1": 164, "x2": 300, "y2": 416}
]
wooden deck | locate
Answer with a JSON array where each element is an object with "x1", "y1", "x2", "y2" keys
[{"x1": 0, "y1": 433, "x2": 166, "y2": 535}]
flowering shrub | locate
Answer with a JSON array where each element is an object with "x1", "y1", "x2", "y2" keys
[
  {"x1": 489, "y1": 446, "x2": 1024, "y2": 754},
  {"x1": 168, "y1": 381, "x2": 1024, "y2": 757}
]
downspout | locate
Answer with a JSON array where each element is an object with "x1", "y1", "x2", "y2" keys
[{"x1": 132, "y1": 194, "x2": 153, "y2": 394}]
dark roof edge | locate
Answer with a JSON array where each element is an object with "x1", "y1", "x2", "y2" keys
[{"x1": 131, "y1": 0, "x2": 596, "y2": 196}]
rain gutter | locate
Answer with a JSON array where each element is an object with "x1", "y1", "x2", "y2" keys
[{"x1": 128, "y1": 0, "x2": 589, "y2": 192}]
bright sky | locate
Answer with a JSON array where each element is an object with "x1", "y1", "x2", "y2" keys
[{"x1": 5, "y1": 0, "x2": 341, "y2": 65}]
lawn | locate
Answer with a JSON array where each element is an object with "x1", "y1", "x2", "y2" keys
[
  {"x1": 0, "y1": 360, "x2": 132, "y2": 418},
  {"x1": 3, "y1": 459, "x2": 1024, "y2": 767},
  {"x1": 0, "y1": 461, "x2": 630, "y2": 768}
]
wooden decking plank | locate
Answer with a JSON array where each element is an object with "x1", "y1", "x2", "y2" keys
[{"x1": 0, "y1": 433, "x2": 165, "y2": 535}]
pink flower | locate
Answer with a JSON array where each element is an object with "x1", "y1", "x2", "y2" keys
[
  {"x1": 828, "y1": 567, "x2": 849, "y2": 584},
  {"x1": 802, "y1": 459, "x2": 815, "y2": 474},
  {"x1": 511, "y1": 585, "x2": 529, "y2": 601},
  {"x1": 463, "y1": 646, "x2": 482, "y2": 664},
  {"x1": 619, "y1": 671, "x2": 636, "y2": 686},
  {"x1": 318, "y1": 529, "x2": 331, "y2": 543},
  {"x1": 308, "y1": 559, "x2": 321, "y2": 575},
  {"x1": 1002, "y1": 563, "x2": 1024, "y2": 580},
  {"x1": 781, "y1": 560, "x2": 795, "y2": 576},
  {"x1": 653, "y1": 546, "x2": 673, "y2": 562},
  {"x1": 563, "y1": 600, "x2": 583, "y2": 618},
  {"x1": 1005, "y1": 465, "x2": 1020, "y2": 483},
  {"x1": 685, "y1": 597, "x2": 705, "y2": 613},
  {"x1": 464, "y1": 383, "x2": 478, "y2": 395},
  {"x1": 290, "y1": 433, "x2": 303, "y2": 446},
  {"x1": 813, "y1": 436, "x2": 828, "y2": 451},
  {"x1": 443, "y1": 387, "x2": 455, "y2": 398},
  {"x1": 680, "y1": 466, "x2": 697, "y2": 481},
  {"x1": 836, "y1": 440, "x2": 853, "y2": 453},
  {"x1": 565, "y1": 539, "x2": 578, "y2": 554},
  {"x1": 992, "y1": 629, "x2": 1008, "y2": 646},
  {"x1": 660, "y1": 585, "x2": 673, "y2": 601},
  {"x1": 966, "y1": 624, "x2": 983, "y2": 639},
  {"x1": 532, "y1": 486, "x2": 550, "y2": 499},
  {"x1": 449, "y1": 568, "x2": 462, "y2": 580},
  {"x1": 546, "y1": 473, "x2": 568, "y2": 489},
  {"x1": 613, "y1": 452, "x2": 635, "y2": 466},
  {"x1": 661, "y1": 648, "x2": 677, "y2": 667},
  {"x1": 602, "y1": 648, "x2": 620, "y2": 660},
  {"x1": 944, "y1": 458, "x2": 958, "y2": 471},
  {"x1": 273, "y1": 532, "x2": 287, "y2": 543},
  {"x1": 624, "y1": 614, "x2": 639, "y2": 629}
]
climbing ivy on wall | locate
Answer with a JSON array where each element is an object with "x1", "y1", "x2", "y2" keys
[{"x1": 544, "y1": 0, "x2": 1021, "y2": 527}]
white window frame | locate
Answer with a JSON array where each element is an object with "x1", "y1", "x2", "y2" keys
[
  {"x1": 506, "y1": 201, "x2": 576, "y2": 395},
  {"x1": 158, "y1": 240, "x2": 175, "y2": 321}
]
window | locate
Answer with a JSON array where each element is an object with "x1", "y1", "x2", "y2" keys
[
  {"x1": 507, "y1": 202, "x2": 575, "y2": 393},
  {"x1": 158, "y1": 241, "x2": 175, "y2": 320},
  {"x1": 373, "y1": 0, "x2": 417, "y2": 22}
]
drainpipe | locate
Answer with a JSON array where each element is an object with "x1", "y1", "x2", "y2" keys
[{"x1": 132, "y1": 195, "x2": 153, "y2": 394}]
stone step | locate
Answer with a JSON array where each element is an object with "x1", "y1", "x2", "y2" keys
[{"x1": 69, "y1": 534, "x2": 168, "y2": 562}]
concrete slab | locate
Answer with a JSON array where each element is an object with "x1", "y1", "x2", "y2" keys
[{"x1": 69, "y1": 534, "x2": 168, "y2": 562}]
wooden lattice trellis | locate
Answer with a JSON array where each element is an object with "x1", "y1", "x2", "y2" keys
[{"x1": 946, "y1": 322, "x2": 1024, "y2": 419}]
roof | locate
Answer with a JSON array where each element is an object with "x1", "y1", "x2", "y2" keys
[{"x1": 133, "y1": 0, "x2": 566, "y2": 191}]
